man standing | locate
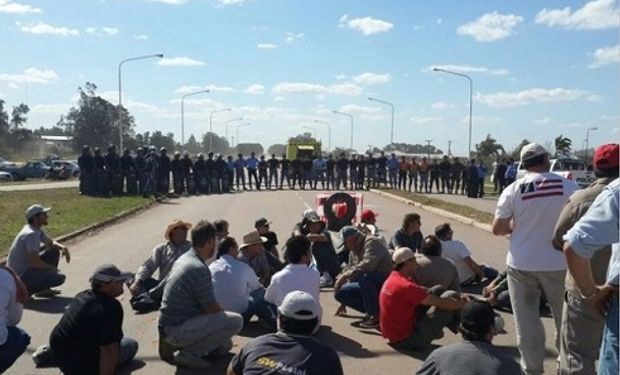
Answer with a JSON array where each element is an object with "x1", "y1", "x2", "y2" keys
[
  {"x1": 247, "y1": 152, "x2": 259, "y2": 190},
  {"x1": 193, "y1": 153, "x2": 207, "y2": 194},
  {"x1": 205, "y1": 152, "x2": 216, "y2": 194},
  {"x1": 466, "y1": 159, "x2": 479, "y2": 198},
  {"x1": 157, "y1": 147, "x2": 171, "y2": 195},
  {"x1": 387, "y1": 153, "x2": 399, "y2": 189},
  {"x1": 313, "y1": 154, "x2": 327, "y2": 190},
  {"x1": 429, "y1": 159, "x2": 441, "y2": 193},
  {"x1": 7, "y1": 204, "x2": 69, "y2": 296},
  {"x1": 492, "y1": 143, "x2": 579, "y2": 375},
  {"x1": 0, "y1": 266, "x2": 30, "y2": 373},
  {"x1": 78, "y1": 145, "x2": 95, "y2": 196},
  {"x1": 268, "y1": 153, "x2": 279, "y2": 189},
  {"x1": 451, "y1": 157, "x2": 465, "y2": 195},
  {"x1": 336, "y1": 153, "x2": 349, "y2": 190},
  {"x1": 49, "y1": 264, "x2": 139, "y2": 375},
  {"x1": 553, "y1": 144, "x2": 618, "y2": 375},
  {"x1": 234, "y1": 153, "x2": 247, "y2": 191},
  {"x1": 134, "y1": 147, "x2": 146, "y2": 195},
  {"x1": 159, "y1": 221, "x2": 243, "y2": 369},
  {"x1": 143, "y1": 147, "x2": 159, "y2": 198},
  {"x1": 477, "y1": 160, "x2": 488, "y2": 198},
  {"x1": 120, "y1": 149, "x2": 136, "y2": 195},
  {"x1": 279, "y1": 153, "x2": 290, "y2": 189},
  {"x1": 398, "y1": 156, "x2": 409, "y2": 191},
  {"x1": 171, "y1": 151, "x2": 183, "y2": 195},
  {"x1": 418, "y1": 157, "x2": 429, "y2": 193},
  {"x1": 181, "y1": 152, "x2": 194, "y2": 194},
  {"x1": 326, "y1": 154, "x2": 335, "y2": 190},
  {"x1": 439, "y1": 156, "x2": 452, "y2": 194},
  {"x1": 105, "y1": 145, "x2": 122, "y2": 196},
  {"x1": 258, "y1": 155, "x2": 269, "y2": 190},
  {"x1": 496, "y1": 158, "x2": 508, "y2": 193},
  {"x1": 376, "y1": 151, "x2": 387, "y2": 187}
]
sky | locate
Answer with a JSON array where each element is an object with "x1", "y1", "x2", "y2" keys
[{"x1": 0, "y1": 0, "x2": 618, "y2": 155}]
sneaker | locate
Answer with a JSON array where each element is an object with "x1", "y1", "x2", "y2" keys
[
  {"x1": 319, "y1": 273, "x2": 334, "y2": 288},
  {"x1": 34, "y1": 289, "x2": 61, "y2": 298},
  {"x1": 174, "y1": 352, "x2": 212, "y2": 369},
  {"x1": 356, "y1": 317, "x2": 379, "y2": 329}
]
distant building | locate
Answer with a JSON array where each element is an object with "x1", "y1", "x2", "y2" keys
[{"x1": 40, "y1": 135, "x2": 73, "y2": 148}]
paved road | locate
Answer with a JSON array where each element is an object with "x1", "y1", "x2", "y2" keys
[
  {"x1": 0, "y1": 180, "x2": 78, "y2": 192},
  {"x1": 10, "y1": 190, "x2": 560, "y2": 374}
]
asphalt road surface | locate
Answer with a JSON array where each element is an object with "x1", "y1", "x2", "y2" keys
[{"x1": 10, "y1": 190, "x2": 561, "y2": 374}]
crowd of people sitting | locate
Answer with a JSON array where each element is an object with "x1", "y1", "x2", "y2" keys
[
  {"x1": 1, "y1": 142, "x2": 618, "y2": 375},
  {"x1": 77, "y1": 144, "x2": 512, "y2": 199}
]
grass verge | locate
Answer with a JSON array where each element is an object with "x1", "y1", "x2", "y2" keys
[
  {"x1": 0, "y1": 188, "x2": 152, "y2": 257},
  {"x1": 377, "y1": 189, "x2": 494, "y2": 225}
]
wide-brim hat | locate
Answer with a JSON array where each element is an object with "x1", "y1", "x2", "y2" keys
[
  {"x1": 165, "y1": 219, "x2": 192, "y2": 241},
  {"x1": 90, "y1": 264, "x2": 134, "y2": 283},
  {"x1": 239, "y1": 231, "x2": 267, "y2": 250}
]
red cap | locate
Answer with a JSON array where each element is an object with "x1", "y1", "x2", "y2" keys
[
  {"x1": 593, "y1": 144, "x2": 619, "y2": 170},
  {"x1": 361, "y1": 209, "x2": 378, "y2": 222}
]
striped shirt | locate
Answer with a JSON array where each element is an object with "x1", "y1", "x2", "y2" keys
[{"x1": 159, "y1": 249, "x2": 216, "y2": 327}]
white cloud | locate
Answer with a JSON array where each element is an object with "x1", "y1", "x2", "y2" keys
[
  {"x1": 410, "y1": 116, "x2": 443, "y2": 125},
  {"x1": 338, "y1": 104, "x2": 381, "y2": 115},
  {"x1": 533, "y1": 117, "x2": 552, "y2": 125},
  {"x1": 272, "y1": 81, "x2": 363, "y2": 96},
  {"x1": 535, "y1": 0, "x2": 619, "y2": 30},
  {"x1": 0, "y1": 68, "x2": 59, "y2": 84},
  {"x1": 274, "y1": 96, "x2": 286, "y2": 102},
  {"x1": 431, "y1": 102, "x2": 449, "y2": 110},
  {"x1": 217, "y1": 0, "x2": 246, "y2": 5},
  {"x1": 86, "y1": 27, "x2": 96, "y2": 34},
  {"x1": 149, "y1": 0, "x2": 188, "y2": 4},
  {"x1": 338, "y1": 14, "x2": 394, "y2": 35},
  {"x1": 257, "y1": 43, "x2": 278, "y2": 49},
  {"x1": 0, "y1": 0, "x2": 41, "y2": 14},
  {"x1": 351, "y1": 72, "x2": 392, "y2": 85},
  {"x1": 102, "y1": 27, "x2": 119, "y2": 35},
  {"x1": 457, "y1": 11, "x2": 524, "y2": 42},
  {"x1": 175, "y1": 84, "x2": 234, "y2": 94},
  {"x1": 426, "y1": 64, "x2": 509, "y2": 75},
  {"x1": 245, "y1": 84, "x2": 265, "y2": 95},
  {"x1": 475, "y1": 88, "x2": 590, "y2": 107},
  {"x1": 589, "y1": 44, "x2": 620, "y2": 68},
  {"x1": 158, "y1": 56, "x2": 206, "y2": 66},
  {"x1": 18, "y1": 21, "x2": 79, "y2": 36},
  {"x1": 133, "y1": 34, "x2": 148, "y2": 40},
  {"x1": 285, "y1": 32, "x2": 304, "y2": 44}
]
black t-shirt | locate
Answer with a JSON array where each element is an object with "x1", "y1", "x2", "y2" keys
[
  {"x1": 281, "y1": 158, "x2": 290, "y2": 170},
  {"x1": 268, "y1": 159, "x2": 279, "y2": 169},
  {"x1": 430, "y1": 164, "x2": 441, "y2": 177},
  {"x1": 326, "y1": 159, "x2": 335, "y2": 171},
  {"x1": 292, "y1": 159, "x2": 302, "y2": 171},
  {"x1": 205, "y1": 158, "x2": 215, "y2": 172},
  {"x1": 336, "y1": 158, "x2": 348, "y2": 171},
  {"x1": 376, "y1": 156, "x2": 387, "y2": 169},
  {"x1": 231, "y1": 333, "x2": 343, "y2": 375},
  {"x1": 50, "y1": 290, "x2": 124, "y2": 375},
  {"x1": 259, "y1": 160, "x2": 269, "y2": 171},
  {"x1": 349, "y1": 159, "x2": 358, "y2": 170},
  {"x1": 302, "y1": 160, "x2": 313, "y2": 172},
  {"x1": 439, "y1": 160, "x2": 452, "y2": 174},
  {"x1": 262, "y1": 232, "x2": 279, "y2": 255}
]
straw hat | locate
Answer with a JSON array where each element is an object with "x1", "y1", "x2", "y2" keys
[
  {"x1": 165, "y1": 219, "x2": 192, "y2": 241},
  {"x1": 239, "y1": 230, "x2": 267, "y2": 250}
]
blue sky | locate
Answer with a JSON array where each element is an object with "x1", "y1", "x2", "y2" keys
[{"x1": 1, "y1": 0, "x2": 618, "y2": 155}]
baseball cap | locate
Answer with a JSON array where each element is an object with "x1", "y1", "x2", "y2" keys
[
  {"x1": 361, "y1": 209, "x2": 378, "y2": 222},
  {"x1": 255, "y1": 217, "x2": 271, "y2": 228},
  {"x1": 593, "y1": 144, "x2": 619, "y2": 170},
  {"x1": 278, "y1": 291, "x2": 320, "y2": 320},
  {"x1": 303, "y1": 210, "x2": 322, "y2": 223},
  {"x1": 520, "y1": 143, "x2": 548, "y2": 162},
  {"x1": 339, "y1": 225, "x2": 359, "y2": 241},
  {"x1": 460, "y1": 300, "x2": 495, "y2": 334},
  {"x1": 90, "y1": 264, "x2": 134, "y2": 283},
  {"x1": 26, "y1": 204, "x2": 51, "y2": 220},
  {"x1": 392, "y1": 247, "x2": 415, "y2": 265}
]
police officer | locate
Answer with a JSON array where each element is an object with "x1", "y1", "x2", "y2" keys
[
  {"x1": 291, "y1": 154, "x2": 303, "y2": 190},
  {"x1": 120, "y1": 148, "x2": 136, "y2": 195},
  {"x1": 205, "y1": 152, "x2": 216, "y2": 194},
  {"x1": 376, "y1": 151, "x2": 387, "y2": 187},
  {"x1": 105, "y1": 145, "x2": 122, "y2": 196},
  {"x1": 225, "y1": 155, "x2": 235, "y2": 192},
  {"x1": 93, "y1": 147, "x2": 107, "y2": 196},
  {"x1": 451, "y1": 157, "x2": 465, "y2": 195},
  {"x1": 336, "y1": 152, "x2": 348, "y2": 190},
  {"x1": 181, "y1": 152, "x2": 194, "y2": 194},
  {"x1": 258, "y1": 155, "x2": 269, "y2": 190},
  {"x1": 194, "y1": 153, "x2": 207, "y2": 194},
  {"x1": 268, "y1": 154, "x2": 279, "y2": 190},
  {"x1": 157, "y1": 147, "x2": 171, "y2": 195},
  {"x1": 77, "y1": 145, "x2": 95, "y2": 196},
  {"x1": 171, "y1": 151, "x2": 183, "y2": 195},
  {"x1": 143, "y1": 147, "x2": 158, "y2": 197},
  {"x1": 134, "y1": 147, "x2": 146, "y2": 195},
  {"x1": 429, "y1": 158, "x2": 441, "y2": 193},
  {"x1": 326, "y1": 154, "x2": 335, "y2": 190},
  {"x1": 215, "y1": 154, "x2": 227, "y2": 193},
  {"x1": 357, "y1": 154, "x2": 366, "y2": 190},
  {"x1": 279, "y1": 153, "x2": 290, "y2": 190},
  {"x1": 247, "y1": 152, "x2": 259, "y2": 190},
  {"x1": 366, "y1": 152, "x2": 377, "y2": 189},
  {"x1": 234, "y1": 153, "x2": 247, "y2": 191},
  {"x1": 439, "y1": 155, "x2": 452, "y2": 194}
]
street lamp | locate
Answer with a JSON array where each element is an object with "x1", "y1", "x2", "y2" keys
[
  {"x1": 225, "y1": 118, "x2": 243, "y2": 147},
  {"x1": 303, "y1": 125, "x2": 318, "y2": 140},
  {"x1": 236, "y1": 123, "x2": 252, "y2": 150},
  {"x1": 368, "y1": 97, "x2": 395, "y2": 145},
  {"x1": 209, "y1": 107, "x2": 232, "y2": 151},
  {"x1": 585, "y1": 127, "x2": 598, "y2": 162},
  {"x1": 333, "y1": 110, "x2": 354, "y2": 151},
  {"x1": 118, "y1": 53, "x2": 164, "y2": 151},
  {"x1": 314, "y1": 120, "x2": 331, "y2": 152},
  {"x1": 433, "y1": 67, "x2": 473, "y2": 158},
  {"x1": 181, "y1": 89, "x2": 209, "y2": 146}
]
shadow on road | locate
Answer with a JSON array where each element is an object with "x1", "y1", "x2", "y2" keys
[
  {"x1": 316, "y1": 326, "x2": 377, "y2": 358},
  {"x1": 495, "y1": 344, "x2": 558, "y2": 359},
  {"x1": 117, "y1": 359, "x2": 147, "y2": 374},
  {"x1": 24, "y1": 296, "x2": 73, "y2": 314},
  {"x1": 392, "y1": 343, "x2": 439, "y2": 360}
]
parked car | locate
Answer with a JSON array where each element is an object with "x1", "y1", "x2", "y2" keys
[
  {"x1": 0, "y1": 160, "x2": 50, "y2": 180},
  {"x1": 51, "y1": 160, "x2": 80, "y2": 178},
  {"x1": 516, "y1": 158, "x2": 594, "y2": 188},
  {"x1": 0, "y1": 156, "x2": 17, "y2": 169},
  {"x1": 0, "y1": 170, "x2": 13, "y2": 181}
]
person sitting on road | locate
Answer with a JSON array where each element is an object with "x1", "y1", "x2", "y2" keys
[
  {"x1": 265, "y1": 236, "x2": 321, "y2": 328},
  {"x1": 238, "y1": 231, "x2": 275, "y2": 287},
  {"x1": 210, "y1": 237, "x2": 276, "y2": 330},
  {"x1": 413, "y1": 235, "x2": 460, "y2": 292},
  {"x1": 357, "y1": 209, "x2": 386, "y2": 243},
  {"x1": 416, "y1": 300, "x2": 521, "y2": 374},
  {"x1": 334, "y1": 226, "x2": 392, "y2": 329},
  {"x1": 388, "y1": 213, "x2": 424, "y2": 252},
  {"x1": 255, "y1": 217, "x2": 279, "y2": 259},
  {"x1": 0, "y1": 266, "x2": 30, "y2": 373},
  {"x1": 228, "y1": 291, "x2": 343, "y2": 375},
  {"x1": 435, "y1": 223, "x2": 499, "y2": 286},
  {"x1": 209, "y1": 219, "x2": 230, "y2": 265},
  {"x1": 158, "y1": 221, "x2": 243, "y2": 369},
  {"x1": 128, "y1": 219, "x2": 192, "y2": 311},
  {"x1": 49, "y1": 264, "x2": 139, "y2": 375},
  {"x1": 380, "y1": 247, "x2": 467, "y2": 351},
  {"x1": 7, "y1": 204, "x2": 69, "y2": 297}
]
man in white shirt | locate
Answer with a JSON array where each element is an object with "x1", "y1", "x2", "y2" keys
[
  {"x1": 210, "y1": 237, "x2": 276, "y2": 330},
  {"x1": 492, "y1": 143, "x2": 579, "y2": 375},
  {"x1": 0, "y1": 266, "x2": 30, "y2": 373},
  {"x1": 265, "y1": 236, "x2": 322, "y2": 328},
  {"x1": 435, "y1": 223, "x2": 498, "y2": 286}
]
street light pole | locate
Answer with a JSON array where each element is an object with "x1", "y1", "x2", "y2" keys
[
  {"x1": 448, "y1": 140, "x2": 452, "y2": 156},
  {"x1": 368, "y1": 97, "x2": 395, "y2": 145},
  {"x1": 209, "y1": 107, "x2": 232, "y2": 151},
  {"x1": 225, "y1": 118, "x2": 243, "y2": 147},
  {"x1": 118, "y1": 53, "x2": 164, "y2": 151},
  {"x1": 433, "y1": 67, "x2": 473, "y2": 158},
  {"x1": 585, "y1": 127, "x2": 598, "y2": 162},
  {"x1": 314, "y1": 119, "x2": 331, "y2": 152},
  {"x1": 181, "y1": 89, "x2": 209, "y2": 147},
  {"x1": 333, "y1": 110, "x2": 354, "y2": 150}
]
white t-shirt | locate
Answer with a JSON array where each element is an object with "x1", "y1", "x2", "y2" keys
[
  {"x1": 441, "y1": 240, "x2": 475, "y2": 283},
  {"x1": 209, "y1": 255, "x2": 263, "y2": 314},
  {"x1": 7, "y1": 224, "x2": 50, "y2": 277},
  {"x1": 0, "y1": 268, "x2": 24, "y2": 345},
  {"x1": 495, "y1": 171, "x2": 578, "y2": 271},
  {"x1": 265, "y1": 264, "x2": 320, "y2": 308}
]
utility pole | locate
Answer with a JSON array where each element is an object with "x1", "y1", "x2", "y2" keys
[
  {"x1": 448, "y1": 140, "x2": 452, "y2": 156},
  {"x1": 425, "y1": 139, "x2": 433, "y2": 159}
]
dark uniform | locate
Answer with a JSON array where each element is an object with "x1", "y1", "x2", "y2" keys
[
  {"x1": 466, "y1": 161, "x2": 479, "y2": 198},
  {"x1": 326, "y1": 155, "x2": 335, "y2": 190},
  {"x1": 104, "y1": 146, "x2": 122, "y2": 196},
  {"x1": 366, "y1": 155, "x2": 377, "y2": 189},
  {"x1": 181, "y1": 153, "x2": 194, "y2": 194},
  {"x1": 302, "y1": 157, "x2": 313, "y2": 190},
  {"x1": 134, "y1": 149, "x2": 146, "y2": 195},
  {"x1": 258, "y1": 156, "x2": 269, "y2": 189},
  {"x1": 349, "y1": 157, "x2": 358, "y2": 190},
  {"x1": 143, "y1": 149, "x2": 158, "y2": 197},
  {"x1": 215, "y1": 155, "x2": 227, "y2": 193},
  {"x1": 171, "y1": 153, "x2": 183, "y2": 195},
  {"x1": 234, "y1": 155, "x2": 247, "y2": 190},
  {"x1": 291, "y1": 157, "x2": 303, "y2": 190},
  {"x1": 268, "y1": 155, "x2": 279, "y2": 189},
  {"x1": 451, "y1": 158, "x2": 465, "y2": 195},
  {"x1": 77, "y1": 146, "x2": 95, "y2": 196},
  {"x1": 376, "y1": 153, "x2": 387, "y2": 187},
  {"x1": 429, "y1": 160, "x2": 441, "y2": 193},
  {"x1": 205, "y1": 153, "x2": 216, "y2": 194},
  {"x1": 194, "y1": 154, "x2": 208, "y2": 194},
  {"x1": 336, "y1": 155, "x2": 348, "y2": 190},
  {"x1": 156, "y1": 148, "x2": 170, "y2": 195},
  {"x1": 120, "y1": 149, "x2": 137, "y2": 195},
  {"x1": 357, "y1": 156, "x2": 366, "y2": 190},
  {"x1": 94, "y1": 148, "x2": 107, "y2": 196},
  {"x1": 439, "y1": 157, "x2": 452, "y2": 193},
  {"x1": 279, "y1": 154, "x2": 290, "y2": 189}
]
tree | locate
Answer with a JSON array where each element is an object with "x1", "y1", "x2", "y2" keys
[
  {"x1": 8, "y1": 103, "x2": 31, "y2": 151},
  {"x1": 554, "y1": 134, "x2": 572, "y2": 157},
  {"x1": 201, "y1": 132, "x2": 230, "y2": 155},
  {"x1": 510, "y1": 139, "x2": 530, "y2": 160},
  {"x1": 10, "y1": 104, "x2": 29, "y2": 131},
  {"x1": 183, "y1": 134, "x2": 202, "y2": 154},
  {"x1": 149, "y1": 131, "x2": 176, "y2": 151},
  {"x1": 236, "y1": 143, "x2": 263, "y2": 156},
  {"x1": 0, "y1": 100, "x2": 9, "y2": 136},
  {"x1": 383, "y1": 142, "x2": 443, "y2": 155},
  {"x1": 35, "y1": 125, "x2": 71, "y2": 136},
  {"x1": 267, "y1": 143, "x2": 286, "y2": 156},
  {"x1": 288, "y1": 132, "x2": 317, "y2": 143},
  {"x1": 475, "y1": 134, "x2": 505, "y2": 159}
]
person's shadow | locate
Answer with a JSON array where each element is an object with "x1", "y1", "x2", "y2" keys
[
  {"x1": 316, "y1": 326, "x2": 377, "y2": 358},
  {"x1": 24, "y1": 296, "x2": 73, "y2": 314},
  {"x1": 391, "y1": 343, "x2": 439, "y2": 360}
]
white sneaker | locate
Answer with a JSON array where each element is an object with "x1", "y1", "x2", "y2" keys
[{"x1": 320, "y1": 273, "x2": 334, "y2": 288}]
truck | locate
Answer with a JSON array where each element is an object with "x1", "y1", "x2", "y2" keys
[
  {"x1": 516, "y1": 157, "x2": 595, "y2": 188},
  {"x1": 0, "y1": 160, "x2": 51, "y2": 180},
  {"x1": 286, "y1": 140, "x2": 322, "y2": 160}
]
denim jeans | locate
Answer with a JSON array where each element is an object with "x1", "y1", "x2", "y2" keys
[
  {"x1": 0, "y1": 326, "x2": 30, "y2": 373},
  {"x1": 242, "y1": 289, "x2": 277, "y2": 331},
  {"x1": 335, "y1": 271, "x2": 387, "y2": 317},
  {"x1": 598, "y1": 294, "x2": 619, "y2": 375},
  {"x1": 21, "y1": 248, "x2": 66, "y2": 294}
]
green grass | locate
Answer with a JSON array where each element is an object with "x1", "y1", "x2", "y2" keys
[
  {"x1": 378, "y1": 189, "x2": 494, "y2": 225},
  {"x1": 0, "y1": 188, "x2": 152, "y2": 257}
]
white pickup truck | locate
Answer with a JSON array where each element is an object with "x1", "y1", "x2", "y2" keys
[{"x1": 516, "y1": 158, "x2": 595, "y2": 188}]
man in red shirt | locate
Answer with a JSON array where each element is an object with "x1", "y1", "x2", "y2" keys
[{"x1": 380, "y1": 247, "x2": 467, "y2": 350}]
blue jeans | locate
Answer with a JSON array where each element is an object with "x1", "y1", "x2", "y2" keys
[
  {"x1": 335, "y1": 272, "x2": 387, "y2": 317},
  {"x1": 0, "y1": 326, "x2": 31, "y2": 373},
  {"x1": 21, "y1": 248, "x2": 66, "y2": 294},
  {"x1": 242, "y1": 289, "x2": 277, "y2": 331},
  {"x1": 598, "y1": 294, "x2": 619, "y2": 375}
]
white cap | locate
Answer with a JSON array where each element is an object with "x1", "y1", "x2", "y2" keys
[
  {"x1": 278, "y1": 291, "x2": 320, "y2": 320},
  {"x1": 392, "y1": 247, "x2": 415, "y2": 265},
  {"x1": 520, "y1": 143, "x2": 548, "y2": 162},
  {"x1": 26, "y1": 204, "x2": 51, "y2": 220}
]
